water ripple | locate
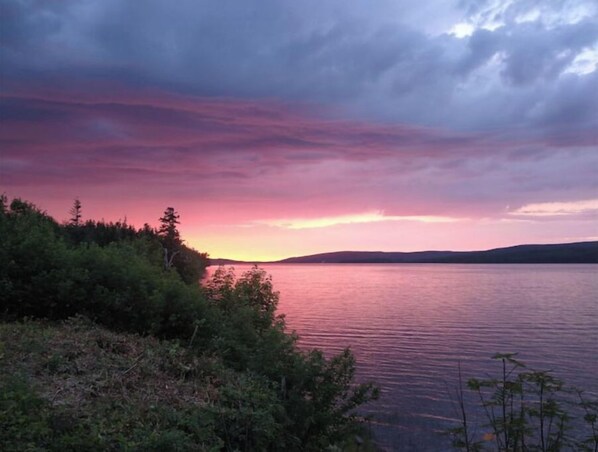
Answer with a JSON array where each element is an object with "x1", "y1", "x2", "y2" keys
[{"x1": 210, "y1": 264, "x2": 598, "y2": 450}]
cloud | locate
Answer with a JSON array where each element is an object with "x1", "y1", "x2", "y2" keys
[
  {"x1": 1, "y1": 84, "x2": 597, "y2": 228},
  {"x1": 0, "y1": 86, "x2": 492, "y2": 183},
  {"x1": 255, "y1": 211, "x2": 461, "y2": 230},
  {"x1": 1, "y1": 0, "x2": 597, "y2": 134},
  {"x1": 564, "y1": 44, "x2": 598, "y2": 75},
  {"x1": 510, "y1": 199, "x2": 598, "y2": 216}
]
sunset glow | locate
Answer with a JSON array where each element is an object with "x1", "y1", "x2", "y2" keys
[
  {"x1": 510, "y1": 199, "x2": 598, "y2": 217},
  {"x1": 256, "y1": 212, "x2": 461, "y2": 230},
  {"x1": 1, "y1": 1, "x2": 597, "y2": 260}
]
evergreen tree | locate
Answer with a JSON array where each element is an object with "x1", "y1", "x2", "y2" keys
[
  {"x1": 69, "y1": 199, "x2": 82, "y2": 226},
  {"x1": 0, "y1": 193, "x2": 7, "y2": 214},
  {"x1": 158, "y1": 207, "x2": 182, "y2": 268},
  {"x1": 141, "y1": 223, "x2": 155, "y2": 237}
]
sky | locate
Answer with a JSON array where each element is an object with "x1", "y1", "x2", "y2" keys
[{"x1": 1, "y1": 0, "x2": 597, "y2": 260}]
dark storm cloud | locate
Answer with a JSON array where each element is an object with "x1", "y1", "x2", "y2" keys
[{"x1": 1, "y1": 0, "x2": 597, "y2": 134}]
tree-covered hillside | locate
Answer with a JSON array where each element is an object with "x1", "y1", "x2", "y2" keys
[{"x1": 0, "y1": 196, "x2": 378, "y2": 451}]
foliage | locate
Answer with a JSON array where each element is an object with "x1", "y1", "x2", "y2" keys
[
  {"x1": 158, "y1": 206, "x2": 183, "y2": 270},
  {"x1": 63, "y1": 218, "x2": 142, "y2": 247},
  {"x1": 0, "y1": 196, "x2": 379, "y2": 450},
  {"x1": 68, "y1": 198, "x2": 82, "y2": 226},
  {"x1": 158, "y1": 206, "x2": 182, "y2": 250},
  {"x1": 449, "y1": 353, "x2": 598, "y2": 451}
]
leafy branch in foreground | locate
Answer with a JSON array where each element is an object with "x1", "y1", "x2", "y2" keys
[{"x1": 449, "y1": 353, "x2": 598, "y2": 451}]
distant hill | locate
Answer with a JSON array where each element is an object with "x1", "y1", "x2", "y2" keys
[
  {"x1": 278, "y1": 242, "x2": 598, "y2": 264},
  {"x1": 212, "y1": 242, "x2": 598, "y2": 265}
]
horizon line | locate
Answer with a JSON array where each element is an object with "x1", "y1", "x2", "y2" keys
[{"x1": 211, "y1": 239, "x2": 598, "y2": 263}]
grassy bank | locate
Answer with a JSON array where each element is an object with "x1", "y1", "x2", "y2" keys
[{"x1": 1, "y1": 318, "x2": 227, "y2": 450}]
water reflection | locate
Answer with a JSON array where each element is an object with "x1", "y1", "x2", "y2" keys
[{"x1": 207, "y1": 264, "x2": 598, "y2": 450}]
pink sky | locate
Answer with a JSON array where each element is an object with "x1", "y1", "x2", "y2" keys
[
  {"x1": 2, "y1": 86, "x2": 597, "y2": 260},
  {"x1": 2, "y1": 1, "x2": 597, "y2": 260}
]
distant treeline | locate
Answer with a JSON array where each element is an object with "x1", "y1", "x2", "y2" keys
[{"x1": 0, "y1": 196, "x2": 378, "y2": 450}]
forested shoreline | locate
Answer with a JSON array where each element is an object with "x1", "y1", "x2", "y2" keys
[{"x1": 0, "y1": 196, "x2": 378, "y2": 450}]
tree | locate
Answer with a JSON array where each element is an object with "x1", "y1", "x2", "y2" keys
[
  {"x1": 158, "y1": 207, "x2": 182, "y2": 269},
  {"x1": 69, "y1": 199, "x2": 82, "y2": 226},
  {"x1": 0, "y1": 193, "x2": 7, "y2": 215}
]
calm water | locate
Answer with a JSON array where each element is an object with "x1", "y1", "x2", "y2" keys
[{"x1": 209, "y1": 264, "x2": 598, "y2": 450}]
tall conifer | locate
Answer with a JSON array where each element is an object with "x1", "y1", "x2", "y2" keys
[
  {"x1": 69, "y1": 199, "x2": 82, "y2": 226},
  {"x1": 158, "y1": 207, "x2": 182, "y2": 268}
]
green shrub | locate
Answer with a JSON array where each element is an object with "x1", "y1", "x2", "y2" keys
[{"x1": 449, "y1": 353, "x2": 598, "y2": 451}]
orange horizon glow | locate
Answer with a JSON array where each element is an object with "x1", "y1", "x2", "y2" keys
[{"x1": 5, "y1": 186, "x2": 598, "y2": 262}]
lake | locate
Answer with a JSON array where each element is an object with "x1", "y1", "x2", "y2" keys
[{"x1": 208, "y1": 264, "x2": 598, "y2": 450}]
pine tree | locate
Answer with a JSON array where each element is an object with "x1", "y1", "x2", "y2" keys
[
  {"x1": 69, "y1": 199, "x2": 82, "y2": 226},
  {"x1": 0, "y1": 193, "x2": 7, "y2": 214},
  {"x1": 158, "y1": 207, "x2": 182, "y2": 268}
]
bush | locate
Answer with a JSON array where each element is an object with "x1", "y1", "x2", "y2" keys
[{"x1": 449, "y1": 353, "x2": 598, "y2": 451}]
